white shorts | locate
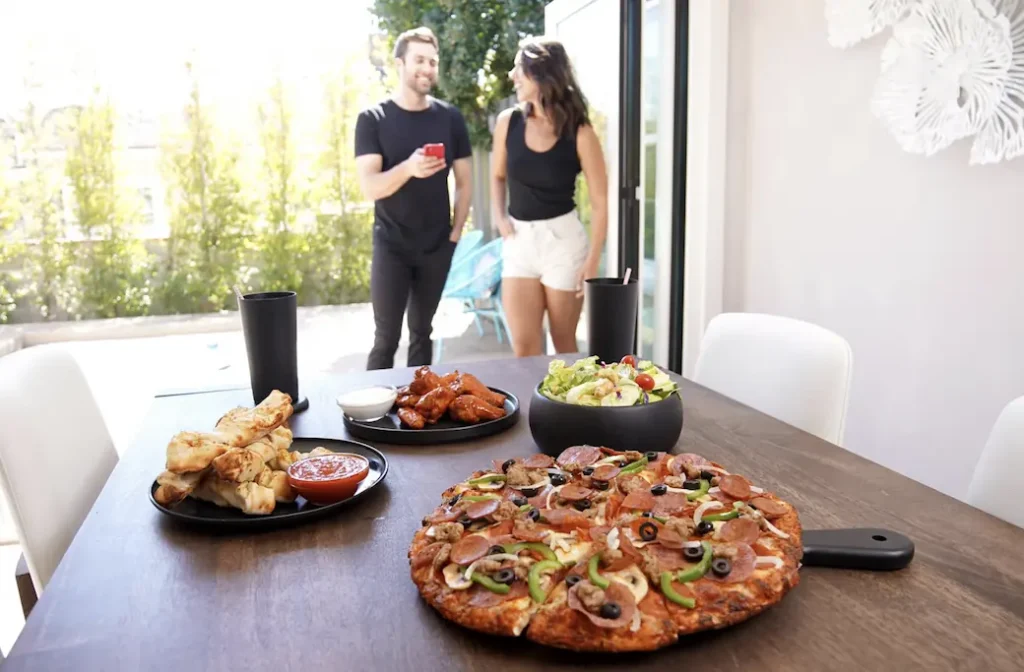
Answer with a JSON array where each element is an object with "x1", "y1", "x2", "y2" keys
[{"x1": 501, "y1": 211, "x2": 590, "y2": 292}]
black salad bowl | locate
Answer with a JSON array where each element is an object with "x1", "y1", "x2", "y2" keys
[{"x1": 528, "y1": 385, "x2": 684, "y2": 456}]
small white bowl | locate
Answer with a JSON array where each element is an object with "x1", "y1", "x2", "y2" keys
[{"x1": 336, "y1": 385, "x2": 398, "y2": 421}]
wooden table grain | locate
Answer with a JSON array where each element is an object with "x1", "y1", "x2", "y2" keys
[{"x1": 5, "y1": 356, "x2": 1023, "y2": 671}]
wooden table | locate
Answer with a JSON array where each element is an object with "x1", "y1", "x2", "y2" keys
[{"x1": 6, "y1": 356, "x2": 1023, "y2": 671}]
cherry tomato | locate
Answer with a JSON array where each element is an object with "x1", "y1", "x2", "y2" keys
[
  {"x1": 635, "y1": 373, "x2": 655, "y2": 391},
  {"x1": 620, "y1": 355, "x2": 637, "y2": 368}
]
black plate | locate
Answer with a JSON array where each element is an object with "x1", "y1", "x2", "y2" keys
[
  {"x1": 342, "y1": 386, "x2": 520, "y2": 445},
  {"x1": 149, "y1": 437, "x2": 388, "y2": 530}
]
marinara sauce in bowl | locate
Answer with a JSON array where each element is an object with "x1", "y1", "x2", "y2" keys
[{"x1": 287, "y1": 453, "x2": 370, "y2": 505}]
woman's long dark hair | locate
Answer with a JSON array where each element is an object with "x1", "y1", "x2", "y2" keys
[{"x1": 517, "y1": 37, "x2": 590, "y2": 138}]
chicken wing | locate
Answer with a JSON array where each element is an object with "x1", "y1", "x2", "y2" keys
[
  {"x1": 449, "y1": 395, "x2": 508, "y2": 424},
  {"x1": 398, "y1": 407, "x2": 426, "y2": 429},
  {"x1": 453, "y1": 373, "x2": 506, "y2": 409},
  {"x1": 154, "y1": 469, "x2": 206, "y2": 505},
  {"x1": 212, "y1": 448, "x2": 265, "y2": 483},
  {"x1": 409, "y1": 366, "x2": 442, "y2": 395},
  {"x1": 414, "y1": 385, "x2": 457, "y2": 424},
  {"x1": 395, "y1": 393, "x2": 421, "y2": 408},
  {"x1": 165, "y1": 431, "x2": 233, "y2": 473}
]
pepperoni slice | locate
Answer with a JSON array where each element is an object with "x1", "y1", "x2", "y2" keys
[
  {"x1": 465, "y1": 498, "x2": 501, "y2": 519},
  {"x1": 587, "y1": 525, "x2": 612, "y2": 544},
  {"x1": 719, "y1": 518, "x2": 760, "y2": 544},
  {"x1": 646, "y1": 544, "x2": 689, "y2": 571},
  {"x1": 487, "y1": 520, "x2": 515, "y2": 537},
  {"x1": 567, "y1": 580, "x2": 637, "y2": 628},
  {"x1": 425, "y1": 505, "x2": 462, "y2": 524},
  {"x1": 619, "y1": 533, "x2": 646, "y2": 563},
  {"x1": 512, "y1": 521, "x2": 550, "y2": 542},
  {"x1": 655, "y1": 528, "x2": 687, "y2": 549},
  {"x1": 712, "y1": 490, "x2": 739, "y2": 506},
  {"x1": 621, "y1": 490, "x2": 656, "y2": 510},
  {"x1": 603, "y1": 552, "x2": 636, "y2": 572},
  {"x1": 411, "y1": 542, "x2": 447, "y2": 569},
  {"x1": 541, "y1": 508, "x2": 593, "y2": 531},
  {"x1": 523, "y1": 454, "x2": 555, "y2": 469},
  {"x1": 652, "y1": 492, "x2": 690, "y2": 516},
  {"x1": 556, "y1": 445, "x2": 602, "y2": 468},
  {"x1": 628, "y1": 517, "x2": 663, "y2": 538},
  {"x1": 558, "y1": 485, "x2": 594, "y2": 502},
  {"x1": 718, "y1": 474, "x2": 752, "y2": 501},
  {"x1": 450, "y1": 534, "x2": 492, "y2": 565},
  {"x1": 704, "y1": 543, "x2": 756, "y2": 583},
  {"x1": 749, "y1": 496, "x2": 788, "y2": 519},
  {"x1": 468, "y1": 579, "x2": 528, "y2": 607},
  {"x1": 527, "y1": 485, "x2": 554, "y2": 509},
  {"x1": 605, "y1": 493, "x2": 623, "y2": 522},
  {"x1": 591, "y1": 464, "x2": 621, "y2": 481}
]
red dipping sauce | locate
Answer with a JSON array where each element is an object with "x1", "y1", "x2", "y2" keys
[{"x1": 287, "y1": 453, "x2": 370, "y2": 505}]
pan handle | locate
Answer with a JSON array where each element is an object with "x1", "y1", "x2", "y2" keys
[{"x1": 801, "y1": 528, "x2": 914, "y2": 571}]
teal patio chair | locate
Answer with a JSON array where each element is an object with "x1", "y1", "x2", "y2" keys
[
  {"x1": 450, "y1": 229, "x2": 484, "y2": 269},
  {"x1": 435, "y1": 237, "x2": 511, "y2": 363}
]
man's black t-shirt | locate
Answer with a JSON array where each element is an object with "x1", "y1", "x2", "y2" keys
[{"x1": 355, "y1": 98, "x2": 472, "y2": 252}]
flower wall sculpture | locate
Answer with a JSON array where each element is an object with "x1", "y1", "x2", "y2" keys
[{"x1": 826, "y1": 0, "x2": 1024, "y2": 164}]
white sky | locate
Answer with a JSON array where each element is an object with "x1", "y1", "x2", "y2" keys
[{"x1": 1, "y1": 0, "x2": 377, "y2": 121}]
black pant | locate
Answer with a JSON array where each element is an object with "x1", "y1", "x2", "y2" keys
[{"x1": 367, "y1": 239, "x2": 456, "y2": 370}]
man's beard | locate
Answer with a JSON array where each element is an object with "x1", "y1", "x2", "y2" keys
[{"x1": 407, "y1": 75, "x2": 434, "y2": 95}]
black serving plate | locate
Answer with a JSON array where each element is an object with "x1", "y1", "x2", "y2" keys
[
  {"x1": 528, "y1": 384, "x2": 684, "y2": 456},
  {"x1": 342, "y1": 387, "x2": 520, "y2": 445},
  {"x1": 149, "y1": 437, "x2": 388, "y2": 530}
]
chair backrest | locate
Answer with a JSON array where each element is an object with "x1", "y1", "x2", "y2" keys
[
  {"x1": 443, "y1": 238, "x2": 504, "y2": 299},
  {"x1": 968, "y1": 396, "x2": 1024, "y2": 528},
  {"x1": 0, "y1": 345, "x2": 118, "y2": 593},
  {"x1": 693, "y1": 313, "x2": 854, "y2": 445}
]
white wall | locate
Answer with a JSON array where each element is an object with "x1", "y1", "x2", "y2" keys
[{"x1": 724, "y1": 0, "x2": 1024, "y2": 500}]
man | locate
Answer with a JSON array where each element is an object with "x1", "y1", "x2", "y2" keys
[{"x1": 355, "y1": 26, "x2": 473, "y2": 370}]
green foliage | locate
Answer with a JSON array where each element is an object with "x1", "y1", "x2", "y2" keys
[
  {"x1": 372, "y1": 0, "x2": 546, "y2": 148},
  {"x1": 159, "y1": 64, "x2": 254, "y2": 314},
  {"x1": 65, "y1": 95, "x2": 154, "y2": 318},
  {"x1": 0, "y1": 164, "x2": 23, "y2": 323}
]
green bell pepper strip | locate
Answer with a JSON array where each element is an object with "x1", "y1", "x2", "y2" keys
[
  {"x1": 675, "y1": 541, "x2": 713, "y2": 583},
  {"x1": 528, "y1": 560, "x2": 563, "y2": 603},
  {"x1": 467, "y1": 474, "x2": 506, "y2": 485},
  {"x1": 518, "y1": 504, "x2": 532, "y2": 513},
  {"x1": 470, "y1": 572, "x2": 511, "y2": 594},
  {"x1": 651, "y1": 515, "x2": 668, "y2": 524},
  {"x1": 587, "y1": 553, "x2": 610, "y2": 589},
  {"x1": 503, "y1": 542, "x2": 558, "y2": 563},
  {"x1": 619, "y1": 456, "x2": 648, "y2": 475},
  {"x1": 462, "y1": 494, "x2": 500, "y2": 502},
  {"x1": 702, "y1": 510, "x2": 740, "y2": 522},
  {"x1": 685, "y1": 479, "x2": 710, "y2": 501},
  {"x1": 661, "y1": 571, "x2": 696, "y2": 609}
]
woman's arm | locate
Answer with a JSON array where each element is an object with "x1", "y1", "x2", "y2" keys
[
  {"x1": 490, "y1": 109, "x2": 515, "y2": 238},
  {"x1": 576, "y1": 123, "x2": 609, "y2": 294}
]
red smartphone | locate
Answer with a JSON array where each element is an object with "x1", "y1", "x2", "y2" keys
[{"x1": 423, "y1": 143, "x2": 445, "y2": 160}]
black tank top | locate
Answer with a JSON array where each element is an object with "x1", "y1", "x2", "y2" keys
[{"x1": 505, "y1": 108, "x2": 582, "y2": 221}]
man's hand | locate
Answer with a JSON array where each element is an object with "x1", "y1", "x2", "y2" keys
[
  {"x1": 449, "y1": 227, "x2": 462, "y2": 243},
  {"x1": 404, "y1": 148, "x2": 446, "y2": 179}
]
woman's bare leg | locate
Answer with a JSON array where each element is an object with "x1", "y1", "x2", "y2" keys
[
  {"x1": 502, "y1": 278, "x2": 547, "y2": 357},
  {"x1": 544, "y1": 285, "x2": 584, "y2": 354}
]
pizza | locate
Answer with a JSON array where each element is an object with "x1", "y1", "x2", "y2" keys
[{"x1": 408, "y1": 445, "x2": 802, "y2": 651}]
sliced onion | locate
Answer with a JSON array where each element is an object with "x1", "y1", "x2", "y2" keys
[
  {"x1": 694, "y1": 501, "x2": 724, "y2": 525},
  {"x1": 683, "y1": 540, "x2": 703, "y2": 549},
  {"x1": 507, "y1": 476, "x2": 552, "y2": 491},
  {"x1": 464, "y1": 553, "x2": 520, "y2": 580},
  {"x1": 425, "y1": 526, "x2": 436, "y2": 537},
  {"x1": 763, "y1": 519, "x2": 790, "y2": 539},
  {"x1": 593, "y1": 455, "x2": 626, "y2": 466},
  {"x1": 545, "y1": 485, "x2": 565, "y2": 509},
  {"x1": 703, "y1": 465, "x2": 730, "y2": 475},
  {"x1": 475, "y1": 480, "x2": 504, "y2": 491},
  {"x1": 708, "y1": 486, "x2": 721, "y2": 494},
  {"x1": 629, "y1": 610, "x2": 642, "y2": 632},
  {"x1": 755, "y1": 556, "x2": 783, "y2": 569},
  {"x1": 750, "y1": 486, "x2": 764, "y2": 494},
  {"x1": 607, "y1": 527, "x2": 621, "y2": 551}
]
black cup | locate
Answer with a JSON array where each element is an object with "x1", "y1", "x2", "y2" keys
[
  {"x1": 585, "y1": 277, "x2": 639, "y2": 364},
  {"x1": 238, "y1": 291, "x2": 307, "y2": 412}
]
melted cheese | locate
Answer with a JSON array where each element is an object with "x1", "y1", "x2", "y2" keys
[{"x1": 555, "y1": 540, "x2": 592, "y2": 565}]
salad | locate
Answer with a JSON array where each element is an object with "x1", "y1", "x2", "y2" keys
[{"x1": 539, "y1": 355, "x2": 679, "y2": 407}]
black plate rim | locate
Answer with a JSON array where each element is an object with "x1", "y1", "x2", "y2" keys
[
  {"x1": 149, "y1": 437, "x2": 389, "y2": 528},
  {"x1": 341, "y1": 386, "x2": 520, "y2": 445}
]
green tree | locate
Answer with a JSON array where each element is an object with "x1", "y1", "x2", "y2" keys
[
  {"x1": 160, "y1": 63, "x2": 253, "y2": 315},
  {"x1": 306, "y1": 65, "x2": 376, "y2": 305},
  {"x1": 0, "y1": 161, "x2": 23, "y2": 322},
  {"x1": 372, "y1": 0, "x2": 546, "y2": 148},
  {"x1": 18, "y1": 99, "x2": 76, "y2": 320},
  {"x1": 255, "y1": 78, "x2": 307, "y2": 296},
  {"x1": 65, "y1": 95, "x2": 153, "y2": 318}
]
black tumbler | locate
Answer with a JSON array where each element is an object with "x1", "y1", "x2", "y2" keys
[
  {"x1": 238, "y1": 291, "x2": 307, "y2": 412},
  {"x1": 585, "y1": 277, "x2": 639, "y2": 363}
]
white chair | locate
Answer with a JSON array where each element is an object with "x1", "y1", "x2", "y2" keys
[
  {"x1": 0, "y1": 344, "x2": 118, "y2": 595},
  {"x1": 967, "y1": 396, "x2": 1024, "y2": 528},
  {"x1": 693, "y1": 313, "x2": 854, "y2": 445}
]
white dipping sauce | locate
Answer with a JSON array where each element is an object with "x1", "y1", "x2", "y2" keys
[{"x1": 337, "y1": 386, "x2": 396, "y2": 407}]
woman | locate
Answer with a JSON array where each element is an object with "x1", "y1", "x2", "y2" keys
[{"x1": 491, "y1": 37, "x2": 608, "y2": 357}]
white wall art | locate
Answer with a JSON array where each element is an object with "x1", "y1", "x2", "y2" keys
[
  {"x1": 826, "y1": 0, "x2": 913, "y2": 48},
  {"x1": 826, "y1": 0, "x2": 1024, "y2": 164}
]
